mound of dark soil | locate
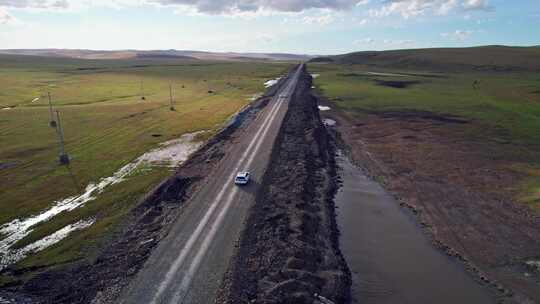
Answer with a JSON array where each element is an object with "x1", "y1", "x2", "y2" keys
[
  {"x1": 219, "y1": 68, "x2": 350, "y2": 304},
  {"x1": 338, "y1": 73, "x2": 362, "y2": 77},
  {"x1": 309, "y1": 57, "x2": 334, "y2": 63},
  {"x1": 375, "y1": 79, "x2": 420, "y2": 89},
  {"x1": 0, "y1": 162, "x2": 17, "y2": 170},
  {"x1": 376, "y1": 110, "x2": 469, "y2": 124}
]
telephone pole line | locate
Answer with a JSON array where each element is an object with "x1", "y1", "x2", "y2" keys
[
  {"x1": 48, "y1": 92, "x2": 57, "y2": 128},
  {"x1": 169, "y1": 84, "x2": 175, "y2": 111},
  {"x1": 55, "y1": 110, "x2": 70, "y2": 165},
  {"x1": 140, "y1": 80, "x2": 146, "y2": 100}
]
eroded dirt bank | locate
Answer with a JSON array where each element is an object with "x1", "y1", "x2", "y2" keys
[
  {"x1": 0, "y1": 74, "x2": 292, "y2": 304},
  {"x1": 218, "y1": 68, "x2": 350, "y2": 304},
  {"x1": 320, "y1": 103, "x2": 540, "y2": 303}
]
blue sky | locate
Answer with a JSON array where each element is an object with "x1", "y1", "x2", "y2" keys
[{"x1": 0, "y1": 0, "x2": 539, "y2": 54}]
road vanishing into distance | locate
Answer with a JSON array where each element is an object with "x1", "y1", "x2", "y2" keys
[{"x1": 120, "y1": 64, "x2": 303, "y2": 304}]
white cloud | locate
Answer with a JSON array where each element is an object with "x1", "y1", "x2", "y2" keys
[
  {"x1": 383, "y1": 39, "x2": 414, "y2": 45},
  {"x1": 302, "y1": 13, "x2": 335, "y2": 26},
  {"x1": 355, "y1": 18, "x2": 368, "y2": 25},
  {"x1": 0, "y1": 0, "x2": 496, "y2": 17},
  {"x1": 354, "y1": 37, "x2": 375, "y2": 44},
  {"x1": 436, "y1": 0, "x2": 457, "y2": 15},
  {"x1": 441, "y1": 29, "x2": 473, "y2": 40},
  {"x1": 368, "y1": 0, "x2": 441, "y2": 19},
  {"x1": 146, "y1": 0, "x2": 359, "y2": 14},
  {"x1": 354, "y1": 38, "x2": 414, "y2": 46},
  {"x1": 462, "y1": 0, "x2": 492, "y2": 11},
  {"x1": 368, "y1": 0, "x2": 493, "y2": 19},
  {"x1": 0, "y1": 0, "x2": 70, "y2": 9},
  {"x1": 0, "y1": 7, "x2": 15, "y2": 24}
]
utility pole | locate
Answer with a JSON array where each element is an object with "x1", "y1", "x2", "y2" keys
[
  {"x1": 140, "y1": 79, "x2": 146, "y2": 100},
  {"x1": 55, "y1": 110, "x2": 70, "y2": 165},
  {"x1": 169, "y1": 84, "x2": 175, "y2": 111},
  {"x1": 48, "y1": 92, "x2": 57, "y2": 128}
]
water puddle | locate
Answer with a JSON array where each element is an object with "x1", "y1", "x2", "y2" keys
[
  {"x1": 248, "y1": 93, "x2": 263, "y2": 101},
  {"x1": 138, "y1": 132, "x2": 203, "y2": 167},
  {"x1": 318, "y1": 106, "x2": 331, "y2": 111},
  {"x1": 264, "y1": 77, "x2": 281, "y2": 88},
  {"x1": 334, "y1": 152, "x2": 494, "y2": 304},
  {"x1": 0, "y1": 163, "x2": 17, "y2": 170},
  {"x1": 366, "y1": 71, "x2": 407, "y2": 77},
  {"x1": 323, "y1": 118, "x2": 336, "y2": 126},
  {"x1": 526, "y1": 260, "x2": 540, "y2": 270},
  {"x1": 0, "y1": 132, "x2": 204, "y2": 270},
  {"x1": 0, "y1": 219, "x2": 95, "y2": 270}
]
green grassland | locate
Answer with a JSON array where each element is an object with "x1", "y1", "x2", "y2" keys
[
  {"x1": 0, "y1": 54, "x2": 292, "y2": 276},
  {"x1": 314, "y1": 45, "x2": 540, "y2": 72},
  {"x1": 308, "y1": 51, "x2": 540, "y2": 211}
]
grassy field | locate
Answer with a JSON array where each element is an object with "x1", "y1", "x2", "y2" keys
[
  {"x1": 0, "y1": 54, "x2": 292, "y2": 277},
  {"x1": 308, "y1": 58, "x2": 540, "y2": 211},
  {"x1": 313, "y1": 46, "x2": 540, "y2": 72}
]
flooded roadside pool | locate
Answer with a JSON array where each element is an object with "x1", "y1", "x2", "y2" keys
[
  {"x1": 334, "y1": 152, "x2": 494, "y2": 304},
  {"x1": 264, "y1": 77, "x2": 282, "y2": 88},
  {"x1": 323, "y1": 118, "x2": 336, "y2": 126},
  {"x1": 0, "y1": 131, "x2": 204, "y2": 270}
]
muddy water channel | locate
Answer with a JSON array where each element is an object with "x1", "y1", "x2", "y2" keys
[{"x1": 335, "y1": 153, "x2": 495, "y2": 304}]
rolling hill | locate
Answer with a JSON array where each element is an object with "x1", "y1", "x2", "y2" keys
[
  {"x1": 310, "y1": 46, "x2": 540, "y2": 71},
  {"x1": 0, "y1": 49, "x2": 312, "y2": 62}
]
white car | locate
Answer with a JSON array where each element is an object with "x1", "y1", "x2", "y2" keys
[{"x1": 234, "y1": 172, "x2": 250, "y2": 185}]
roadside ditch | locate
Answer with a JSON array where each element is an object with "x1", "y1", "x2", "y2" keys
[{"x1": 314, "y1": 90, "x2": 540, "y2": 303}]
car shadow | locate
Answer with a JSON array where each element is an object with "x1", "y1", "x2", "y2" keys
[{"x1": 237, "y1": 178, "x2": 261, "y2": 196}]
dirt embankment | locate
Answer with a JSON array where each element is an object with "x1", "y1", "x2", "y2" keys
[
  {"x1": 320, "y1": 104, "x2": 540, "y2": 303},
  {"x1": 218, "y1": 68, "x2": 350, "y2": 304},
  {"x1": 0, "y1": 75, "x2": 291, "y2": 304}
]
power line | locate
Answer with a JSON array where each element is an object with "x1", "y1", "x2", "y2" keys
[
  {"x1": 48, "y1": 92, "x2": 57, "y2": 128},
  {"x1": 55, "y1": 110, "x2": 70, "y2": 165},
  {"x1": 169, "y1": 84, "x2": 175, "y2": 111}
]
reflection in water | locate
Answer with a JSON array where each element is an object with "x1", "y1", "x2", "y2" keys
[{"x1": 334, "y1": 152, "x2": 493, "y2": 304}]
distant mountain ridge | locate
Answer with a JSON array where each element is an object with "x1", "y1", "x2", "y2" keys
[
  {"x1": 0, "y1": 49, "x2": 312, "y2": 61},
  {"x1": 310, "y1": 45, "x2": 540, "y2": 71}
]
